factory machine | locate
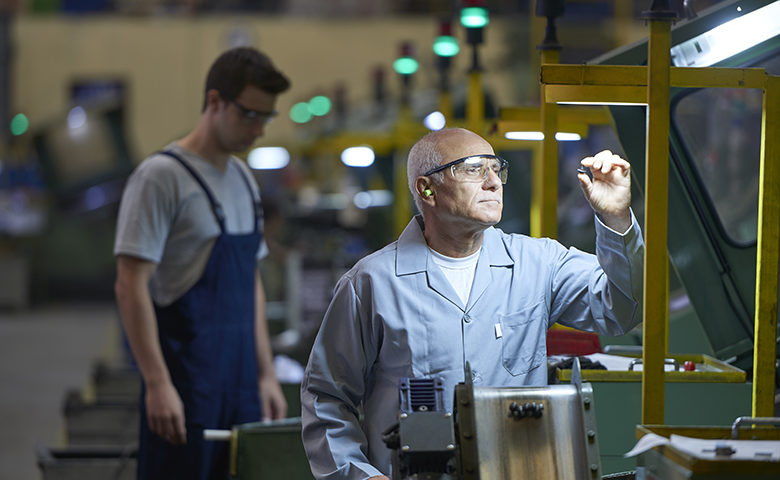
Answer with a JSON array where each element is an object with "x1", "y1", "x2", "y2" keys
[
  {"x1": 208, "y1": 359, "x2": 606, "y2": 480},
  {"x1": 382, "y1": 360, "x2": 602, "y2": 480},
  {"x1": 213, "y1": 362, "x2": 778, "y2": 480}
]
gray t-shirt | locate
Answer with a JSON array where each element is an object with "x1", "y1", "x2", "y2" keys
[{"x1": 114, "y1": 143, "x2": 268, "y2": 306}]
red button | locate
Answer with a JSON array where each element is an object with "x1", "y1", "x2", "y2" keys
[{"x1": 683, "y1": 361, "x2": 695, "y2": 371}]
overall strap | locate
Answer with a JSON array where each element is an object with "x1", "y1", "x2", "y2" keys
[
  {"x1": 230, "y1": 158, "x2": 262, "y2": 233},
  {"x1": 159, "y1": 149, "x2": 227, "y2": 232}
]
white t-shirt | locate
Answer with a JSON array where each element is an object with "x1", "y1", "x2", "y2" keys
[
  {"x1": 114, "y1": 143, "x2": 267, "y2": 306},
  {"x1": 428, "y1": 247, "x2": 481, "y2": 306}
]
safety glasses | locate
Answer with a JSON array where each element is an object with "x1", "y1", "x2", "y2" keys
[
  {"x1": 228, "y1": 99, "x2": 277, "y2": 125},
  {"x1": 423, "y1": 154, "x2": 508, "y2": 184}
]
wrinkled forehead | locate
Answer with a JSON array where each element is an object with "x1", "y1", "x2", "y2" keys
[{"x1": 436, "y1": 130, "x2": 495, "y2": 164}]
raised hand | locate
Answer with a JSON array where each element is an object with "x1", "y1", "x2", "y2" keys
[{"x1": 578, "y1": 150, "x2": 632, "y2": 233}]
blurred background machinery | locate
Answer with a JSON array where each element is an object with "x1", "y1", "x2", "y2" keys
[{"x1": 1, "y1": 0, "x2": 779, "y2": 479}]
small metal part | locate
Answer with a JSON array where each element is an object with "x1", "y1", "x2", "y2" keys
[
  {"x1": 509, "y1": 401, "x2": 524, "y2": 419},
  {"x1": 509, "y1": 401, "x2": 544, "y2": 419},
  {"x1": 714, "y1": 442, "x2": 735, "y2": 456},
  {"x1": 577, "y1": 165, "x2": 593, "y2": 181}
]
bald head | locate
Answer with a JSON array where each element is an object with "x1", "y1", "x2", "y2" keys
[{"x1": 407, "y1": 128, "x2": 495, "y2": 213}]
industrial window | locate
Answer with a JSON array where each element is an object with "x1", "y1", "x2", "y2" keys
[{"x1": 672, "y1": 55, "x2": 780, "y2": 245}]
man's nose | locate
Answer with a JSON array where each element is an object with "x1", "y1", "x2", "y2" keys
[{"x1": 483, "y1": 169, "x2": 502, "y2": 190}]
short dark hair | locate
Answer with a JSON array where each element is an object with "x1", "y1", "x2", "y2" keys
[{"x1": 202, "y1": 47, "x2": 291, "y2": 111}]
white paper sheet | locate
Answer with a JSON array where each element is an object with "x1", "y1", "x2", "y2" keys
[{"x1": 624, "y1": 433, "x2": 780, "y2": 461}]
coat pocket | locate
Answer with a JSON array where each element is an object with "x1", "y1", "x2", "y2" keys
[{"x1": 499, "y1": 302, "x2": 548, "y2": 376}]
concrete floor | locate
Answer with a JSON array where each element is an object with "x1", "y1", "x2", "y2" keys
[{"x1": 0, "y1": 302, "x2": 118, "y2": 480}]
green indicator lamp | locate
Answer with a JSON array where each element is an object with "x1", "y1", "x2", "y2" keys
[
  {"x1": 393, "y1": 57, "x2": 418, "y2": 75},
  {"x1": 394, "y1": 41, "x2": 418, "y2": 75},
  {"x1": 10, "y1": 113, "x2": 29, "y2": 136},
  {"x1": 289, "y1": 102, "x2": 312, "y2": 123},
  {"x1": 433, "y1": 35, "x2": 459, "y2": 57},
  {"x1": 433, "y1": 19, "x2": 457, "y2": 99},
  {"x1": 395, "y1": 42, "x2": 417, "y2": 106},
  {"x1": 460, "y1": 0, "x2": 488, "y2": 70},
  {"x1": 460, "y1": 6, "x2": 489, "y2": 29},
  {"x1": 308, "y1": 95, "x2": 332, "y2": 116}
]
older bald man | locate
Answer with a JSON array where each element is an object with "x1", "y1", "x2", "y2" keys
[{"x1": 301, "y1": 128, "x2": 643, "y2": 480}]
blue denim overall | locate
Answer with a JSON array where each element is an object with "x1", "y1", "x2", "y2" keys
[{"x1": 137, "y1": 150, "x2": 262, "y2": 479}]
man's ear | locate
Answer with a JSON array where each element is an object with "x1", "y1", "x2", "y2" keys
[
  {"x1": 415, "y1": 177, "x2": 435, "y2": 204},
  {"x1": 205, "y1": 89, "x2": 222, "y2": 111}
]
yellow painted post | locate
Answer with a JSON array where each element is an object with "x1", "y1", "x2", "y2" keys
[
  {"x1": 439, "y1": 91, "x2": 453, "y2": 126},
  {"x1": 536, "y1": 47, "x2": 560, "y2": 239},
  {"x1": 752, "y1": 74, "x2": 780, "y2": 418},
  {"x1": 393, "y1": 105, "x2": 415, "y2": 237},
  {"x1": 642, "y1": 16, "x2": 674, "y2": 426},
  {"x1": 467, "y1": 70, "x2": 484, "y2": 134},
  {"x1": 393, "y1": 148, "x2": 412, "y2": 238}
]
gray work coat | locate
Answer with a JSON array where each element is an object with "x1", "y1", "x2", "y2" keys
[{"x1": 302, "y1": 214, "x2": 644, "y2": 480}]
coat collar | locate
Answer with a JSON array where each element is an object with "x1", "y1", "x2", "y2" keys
[{"x1": 395, "y1": 215, "x2": 514, "y2": 276}]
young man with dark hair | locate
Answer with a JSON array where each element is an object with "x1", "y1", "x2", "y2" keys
[{"x1": 114, "y1": 46, "x2": 290, "y2": 479}]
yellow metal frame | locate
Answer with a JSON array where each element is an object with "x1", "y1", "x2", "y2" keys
[
  {"x1": 556, "y1": 354, "x2": 746, "y2": 383},
  {"x1": 538, "y1": 48, "x2": 560, "y2": 239},
  {"x1": 752, "y1": 74, "x2": 780, "y2": 418},
  {"x1": 642, "y1": 17, "x2": 673, "y2": 427},
  {"x1": 499, "y1": 105, "x2": 612, "y2": 125},
  {"x1": 540, "y1": 21, "x2": 780, "y2": 423},
  {"x1": 467, "y1": 70, "x2": 485, "y2": 134},
  {"x1": 542, "y1": 64, "x2": 768, "y2": 89},
  {"x1": 542, "y1": 65, "x2": 769, "y2": 104}
]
